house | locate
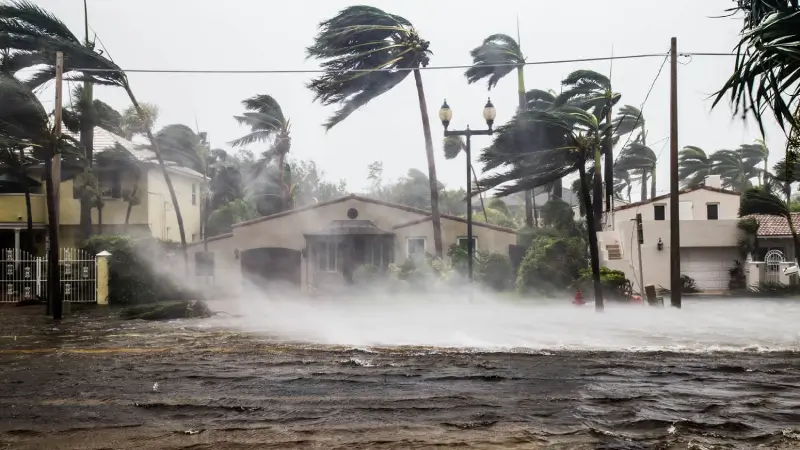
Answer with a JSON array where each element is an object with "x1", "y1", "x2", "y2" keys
[
  {"x1": 0, "y1": 127, "x2": 203, "y2": 254},
  {"x1": 597, "y1": 175, "x2": 743, "y2": 292},
  {"x1": 187, "y1": 194, "x2": 517, "y2": 293}
]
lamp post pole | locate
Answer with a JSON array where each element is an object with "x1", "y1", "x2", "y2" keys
[{"x1": 439, "y1": 99, "x2": 497, "y2": 282}]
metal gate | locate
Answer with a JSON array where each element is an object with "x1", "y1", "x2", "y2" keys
[
  {"x1": 764, "y1": 249, "x2": 785, "y2": 284},
  {"x1": 0, "y1": 248, "x2": 97, "y2": 304}
]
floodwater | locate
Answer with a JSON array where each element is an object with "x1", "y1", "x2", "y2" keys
[{"x1": 1, "y1": 297, "x2": 800, "y2": 449}]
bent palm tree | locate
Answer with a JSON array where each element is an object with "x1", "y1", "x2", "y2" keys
[
  {"x1": 739, "y1": 141, "x2": 769, "y2": 184},
  {"x1": 230, "y1": 95, "x2": 291, "y2": 209},
  {"x1": 465, "y1": 33, "x2": 545, "y2": 224},
  {"x1": 443, "y1": 135, "x2": 488, "y2": 222},
  {"x1": 678, "y1": 146, "x2": 713, "y2": 188},
  {"x1": 479, "y1": 106, "x2": 608, "y2": 311},
  {"x1": 306, "y1": 5, "x2": 444, "y2": 257},
  {"x1": 710, "y1": 149, "x2": 761, "y2": 192},
  {"x1": 617, "y1": 141, "x2": 657, "y2": 200}
]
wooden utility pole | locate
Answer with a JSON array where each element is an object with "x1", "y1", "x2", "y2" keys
[
  {"x1": 669, "y1": 38, "x2": 681, "y2": 309},
  {"x1": 50, "y1": 51, "x2": 64, "y2": 320}
]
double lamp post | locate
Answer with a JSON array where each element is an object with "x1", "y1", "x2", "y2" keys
[{"x1": 438, "y1": 98, "x2": 497, "y2": 282}]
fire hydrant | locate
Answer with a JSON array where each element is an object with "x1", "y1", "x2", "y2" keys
[{"x1": 573, "y1": 289, "x2": 586, "y2": 306}]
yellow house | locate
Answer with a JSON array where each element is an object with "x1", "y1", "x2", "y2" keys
[{"x1": 0, "y1": 127, "x2": 204, "y2": 254}]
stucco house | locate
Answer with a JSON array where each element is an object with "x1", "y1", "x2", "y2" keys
[
  {"x1": 0, "y1": 127, "x2": 203, "y2": 253},
  {"x1": 598, "y1": 175, "x2": 743, "y2": 292},
  {"x1": 187, "y1": 194, "x2": 517, "y2": 293}
]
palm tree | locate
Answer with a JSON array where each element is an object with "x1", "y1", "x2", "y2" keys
[
  {"x1": 616, "y1": 141, "x2": 657, "y2": 200},
  {"x1": 739, "y1": 140, "x2": 770, "y2": 184},
  {"x1": 0, "y1": 1, "x2": 190, "y2": 266},
  {"x1": 479, "y1": 106, "x2": 608, "y2": 311},
  {"x1": 230, "y1": 94, "x2": 291, "y2": 209},
  {"x1": 558, "y1": 70, "x2": 621, "y2": 227},
  {"x1": 714, "y1": 1, "x2": 800, "y2": 133},
  {"x1": 710, "y1": 149, "x2": 762, "y2": 192},
  {"x1": 613, "y1": 164, "x2": 633, "y2": 202},
  {"x1": 306, "y1": 6, "x2": 445, "y2": 257},
  {"x1": 739, "y1": 186, "x2": 800, "y2": 261},
  {"x1": 678, "y1": 146, "x2": 713, "y2": 188},
  {"x1": 770, "y1": 157, "x2": 799, "y2": 201},
  {"x1": 443, "y1": 135, "x2": 488, "y2": 222},
  {"x1": 0, "y1": 145, "x2": 36, "y2": 250},
  {"x1": 465, "y1": 33, "x2": 543, "y2": 226}
]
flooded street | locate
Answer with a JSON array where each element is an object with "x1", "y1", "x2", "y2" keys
[{"x1": 1, "y1": 300, "x2": 800, "y2": 449}]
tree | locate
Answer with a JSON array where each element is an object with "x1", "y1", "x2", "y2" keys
[
  {"x1": 617, "y1": 141, "x2": 657, "y2": 200},
  {"x1": 739, "y1": 186, "x2": 800, "y2": 262},
  {"x1": 230, "y1": 94, "x2": 292, "y2": 208},
  {"x1": 557, "y1": 70, "x2": 621, "y2": 229},
  {"x1": 479, "y1": 106, "x2": 608, "y2": 310},
  {"x1": 540, "y1": 198, "x2": 575, "y2": 231},
  {"x1": 119, "y1": 104, "x2": 158, "y2": 140},
  {"x1": 710, "y1": 148, "x2": 762, "y2": 192},
  {"x1": 0, "y1": 1, "x2": 190, "y2": 267},
  {"x1": 443, "y1": 135, "x2": 488, "y2": 222},
  {"x1": 465, "y1": 33, "x2": 542, "y2": 226},
  {"x1": 306, "y1": 6, "x2": 444, "y2": 257},
  {"x1": 739, "y1": 140, "x2": 770, "y2": 184},
  {"x1": 714, "y1": 0, "x2": 800, "y2": 133},
  {"x1": 678, "y1": 146, "x2": 713, "y2": 188},
  {"x1": 0, "y1": 145, "x2": 35, "y2": 250}
]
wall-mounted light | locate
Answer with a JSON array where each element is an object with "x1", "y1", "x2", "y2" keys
[
  {"x1": 657, "y1": 238, "x2": 664, "y2": 251},
  {"x1": 234, "y1": 248, "x2": 240, "y2": 259}
]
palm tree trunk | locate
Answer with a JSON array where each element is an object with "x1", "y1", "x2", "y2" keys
[
  {"x1": 579, "y1": 160, "x2": 604, "y2": 312},
  {"x1": 640, "y1": 169, "x2": 648, "y2": 202},
  {"x1": 18, "y1": 148, "x2": 33, "y2": 252},
  {"x1": 592, "y1": 145, "x2": 603, "y2": 230},
  {"x1": 531, "y1": 191, "x2": 538, "y2": 228},
  {"x1": 650, "y1": 167, "x2": 657, "y2": 199},
  {"x1": 43, "y1": 153, "x2": 62, "y2": 319},
  {"x1": 412, "y1": 69, "x2": 443, "y2": 258},
  {"x1": 123, "y1": 83, "x2": 189, "y2": 270},
  {"x1": 471, "y1": 165, "x2": 488, "y2": 223},
  {"x1": 79, "y1": 82, "x2": 94, "y2": 241},
  {"x1": 604, "y1": 108, "x2": 614, "y2": 213},
  {"x1": 97, "y1": 204, "x2": 103, "y2": 234},
  {"x1": 124, "y1": 177, "x2": 138, "y2": 230},
  {"x1": 278, "y1": 153, "x2": 287, "y2": 210},
  {"x1": 517, "y1": 65, "x2": 538, "y2": 223}
]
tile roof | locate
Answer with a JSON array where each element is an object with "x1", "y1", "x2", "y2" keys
[
  {"x1": 613, "y1": 186, "x2": 740, "y2": 212},
  {"x1": 747, "y1": 213, "x2": 800, "y2": 237}
]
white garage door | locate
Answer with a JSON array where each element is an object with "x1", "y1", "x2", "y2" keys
[{"x1": 680, "y1": 248, "x2": 739, "y2": 291}]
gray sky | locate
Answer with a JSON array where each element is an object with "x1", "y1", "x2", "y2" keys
[{"x1": 33, "y1": 0, "x2": 788, "y2": 195}]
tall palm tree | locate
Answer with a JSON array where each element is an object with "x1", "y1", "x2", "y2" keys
[
  {"x1": 0, "y1": 1, "x2": 190, "y2": 266},
  {"x1": 739, "y1": 140, "x2": 770, "y2": 184},
  {"x1": 443, "y1": 135, "x2": 488, "y2": 222},
  {"x1": 306, "y1": 6, "x2": 445, "y2": 257},
  {"x1": 230, "y1": 94, "x2": 291, "y2": 208},
  {"x1": 558, "y1": 70, "x2": 621, "y2": 227},
  {"x1": 465, "y1": 33, "x2": 544, "y2": 226},
  {"x1": 739, "y1": 186, "x2": 800, "y2": 261},
  {"x1": 678, "y1": 146, "x2": 713, "y2": 188},
  {"x1": 770, "y1": 157, "x2": 799, "y2": 201},
  {"x1": 714, "y1": 0, "x2": 800, "y2": 133},
  {"x1": 613, "y1": 164, "x2": 633, "y2": 202},
  {"x1": 710, "y1": 149, "x2": 762, "y2": 192},
  {"x1": 479, "y1": 106, "x2": 608, "y2": 311},
  {"x1": 617, "y1": 141, "x2": 657, "y2": 201}
]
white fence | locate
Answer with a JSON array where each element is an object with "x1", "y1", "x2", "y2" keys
[{"x1": 0, "y1": 248, "x2": 97, "y2": 304}]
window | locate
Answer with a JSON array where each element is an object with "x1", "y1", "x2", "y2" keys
[
  {"x1": 98, "y1": 171, "x2": 122, "y2": 199},
  {"x1": 316, "y1": 241, "x2": 337, "y2": 271},
  {"x1": 706, "y1": 203, "x2": 719, "y2": 220},
  {"x1": 191, "y1": 184, "x2": 197, "y2": 205},
  {"x1": 457, "y1": 236, "x2": 477, "y2": 252},
  {"x1": 654, "y1": 204, "x2": 666, "y2": 221},
  {"x1": 407, "y1": 237, "x2": 426, "y2": 258}
]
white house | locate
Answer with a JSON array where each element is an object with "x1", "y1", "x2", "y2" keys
[{"x1": 597, "y1": 175, "x2": 743, "y2": 292}]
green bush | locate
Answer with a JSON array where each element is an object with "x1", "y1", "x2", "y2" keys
[
  {"x1": 516, "y1": 234, "x2": 586, "y2": 294},
  {"x1": 577, "y1": 266, "x2": 632, "y2": 301},
  {"x1": 83, "y1": 235, "x2": 195, "y2": 305},
  {"x1": 353, "y1": 264, "x2": 383, "y2": 284},
  {"x1": 476, "y1": 252, "x2": 514, "y2": 291}
]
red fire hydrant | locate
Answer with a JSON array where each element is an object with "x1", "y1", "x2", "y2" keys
[{"x1": 573, "y1": 289, "x2": 586, "y2": 306}]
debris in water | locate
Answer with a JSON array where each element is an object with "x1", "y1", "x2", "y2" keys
[
  {"x1": 668, "y1": 424, "x2": 677, "y2": 434},
  {"x1": 183, "y1": 429, "x2": 204, "y2": 435},
  {"x1": 152, "y1": 382, "x2": 159, "y2": 392}
]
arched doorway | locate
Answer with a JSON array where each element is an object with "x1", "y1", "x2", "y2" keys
[{"x1": 240, "y1": 248, "x2": 301, "y2": 290}]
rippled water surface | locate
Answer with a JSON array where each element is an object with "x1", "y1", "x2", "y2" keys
[{"x1": 1, "y1": 297, "x2": 799, "y2": 449}]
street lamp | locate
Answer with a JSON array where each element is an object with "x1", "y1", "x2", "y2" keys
[{"x1": 439, "y1": 98, "x2": 497, "y2": 282}]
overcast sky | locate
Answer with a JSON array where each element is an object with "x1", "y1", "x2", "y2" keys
[{"x1": 32, "y1": 0, "x2": 787, "y2": 195}]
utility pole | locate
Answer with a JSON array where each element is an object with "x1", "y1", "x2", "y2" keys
[
  {"x1": 635, "y1": 214, "x2": 645, "y2": 296},
  {"x1": 669, "y1": 37, "x2": 681, "y2": 309},
  {"x1": 51, "y1": 51, "x2": 64, "y2": 320}
]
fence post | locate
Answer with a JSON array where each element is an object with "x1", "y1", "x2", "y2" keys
[{"x1": 96, "y1": 251, "x2": 111, "y2": 306}]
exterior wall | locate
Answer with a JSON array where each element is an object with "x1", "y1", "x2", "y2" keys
[
  {"x1": 186, "y1": 235, "x2": 241, "y2": 296},
  {"x1": 393, "y1": 219, "x2": 516, "y2": 263},
  {"x1": 0, "y1": 194, "x2": 47, "y2": 224},
  {"x1": 57, "y1": 175, "x2": 149, "y2": 227},
  {"x1": 146, "y1": 167, "x2": 202, "y2": 243},
  {"x1": 612, "y1": 189, "x2": 740, "y2": 224}
]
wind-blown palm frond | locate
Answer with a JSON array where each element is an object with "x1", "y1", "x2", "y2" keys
[
  {"x1": 154, "y1": 124, "x2": 203, "y2": 173},
  {"x1": 305, "y1": 5, "x2": 430, "y2": 130},
  {"x1": 443, "y1": 136, "x2": 464, "y2": 160},
  {"x1": 711, "y1": 148, "x2": 762, "y2": 191},
  {"x1": 464, "y1": 33, "x2": 523, "y2": 89},
  {"x1": 678, "y1": 146, "x2": 712, "y2": 188},
  {"x1": 612, "y1": 104, "x2": 645, "y2": 139}
]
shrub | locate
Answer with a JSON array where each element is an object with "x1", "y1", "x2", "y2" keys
[
  {"x1": 577, "y1": 267, "x2": 632, "y2": 301},
  {"x1": 83, "y1": 235, "x2": 195, "y2": 305},
  {"x1": 516, "y1": 234, "x2": 586, "y2": 294},
  {"x1": 476, "y1": 252, "x2": 514, "y2": 291},
  {"x1": 353, "y1": 264, "x2": 382, "y2": 284},
  {"x1": 729, "y1": 260, "x2": 747, "y2": 290}
]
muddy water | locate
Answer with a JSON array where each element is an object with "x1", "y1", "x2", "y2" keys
[{"x1": 1, "y1": 305, "x2": 799, "y2": 449}]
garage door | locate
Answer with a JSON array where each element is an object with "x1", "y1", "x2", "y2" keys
[{"x1": 680, "y1": 248, "x2": 739, "y2": 291}]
